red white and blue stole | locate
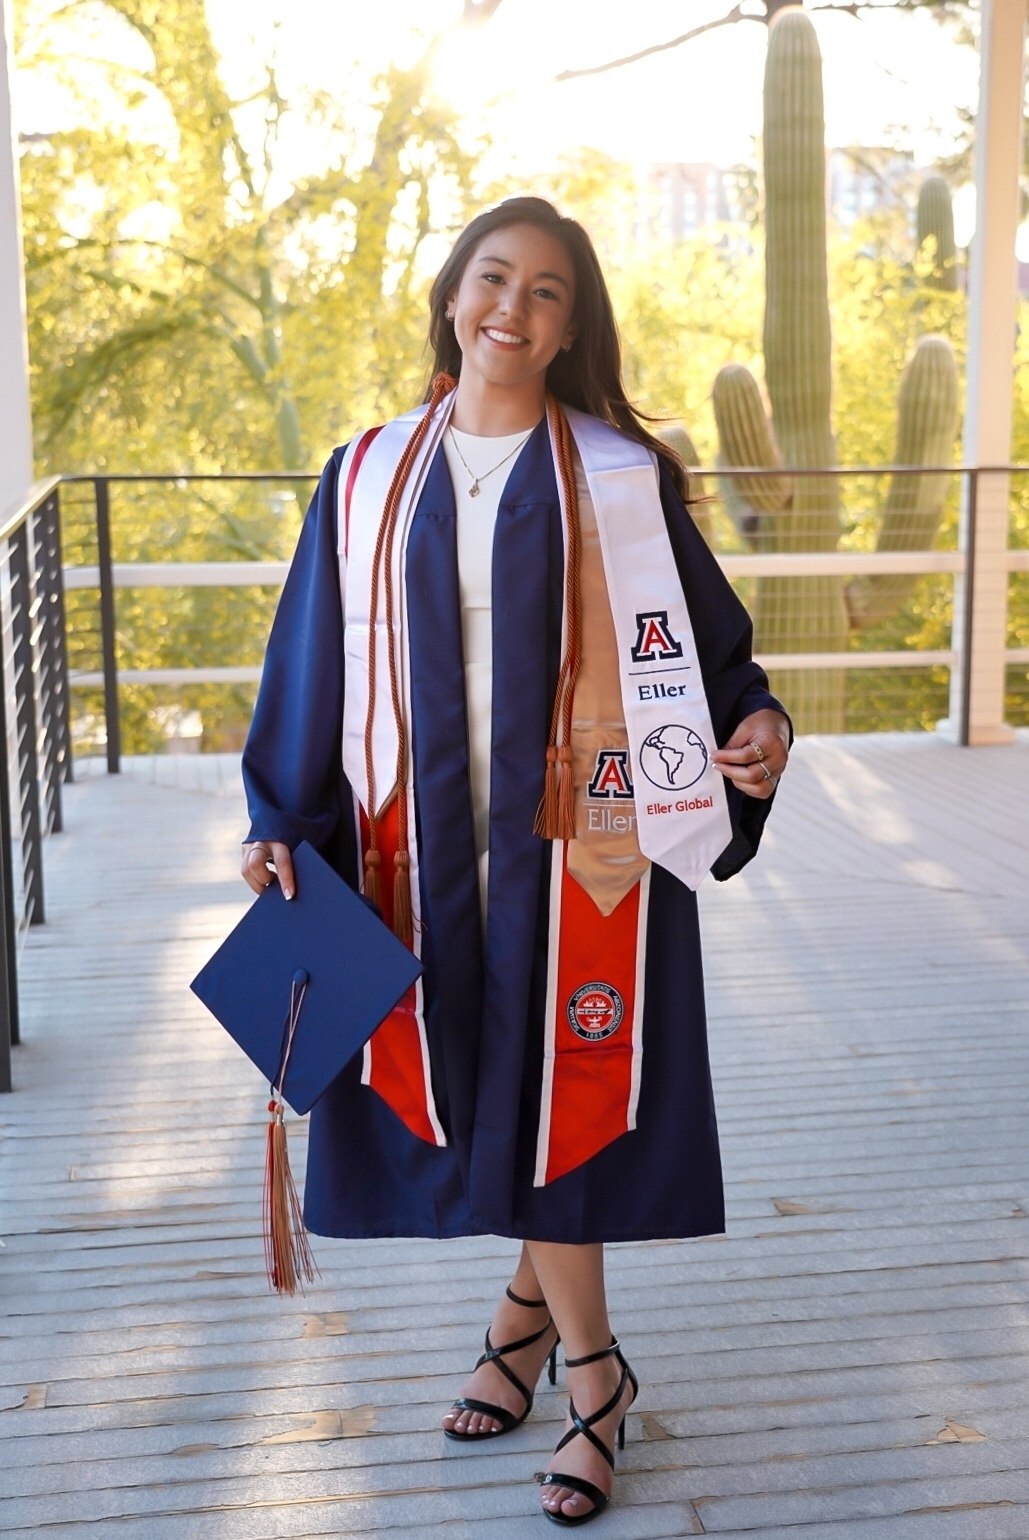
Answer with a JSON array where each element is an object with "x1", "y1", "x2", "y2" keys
[
  {"x1": 336, "y1": 392, "x2": 732, "y2": 1180},
  {"x1": 336, "y1": 408, "x2": 447, "y2": 1150}
]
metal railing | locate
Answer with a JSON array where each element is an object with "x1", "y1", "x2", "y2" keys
[
  {"x1": 0, "y1": 478, "x2": 73, "y2": 1091},
  {"x1": 2, "y1": 461, "x2": 1027, "y2": 1089},
  {"x1": 58, "y1": 463, "x2": 1029, "y2": 753},
  {"x1": 60, "y1": 471, "x2": 316, "y2": 768}
]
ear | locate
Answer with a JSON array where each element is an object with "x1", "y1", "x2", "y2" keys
[{"x1": 561, "y1": 324, "x2": 578, "y2": 353}]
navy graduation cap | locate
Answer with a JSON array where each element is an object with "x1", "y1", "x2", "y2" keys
[
  {"x1": 190, "y1": 840, "x2": 422, "y2": 1292},
  {"x1": 191, "y1": 840, "x2": 422, "y2": 1113}
]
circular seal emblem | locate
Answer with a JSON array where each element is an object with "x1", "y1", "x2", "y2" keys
[
  {"x1": 639, "y1": 723, "x2": 708, "y2": 791},
  {"x1": 567, "y1": 982, "x2": 625, "y2": 1042}
]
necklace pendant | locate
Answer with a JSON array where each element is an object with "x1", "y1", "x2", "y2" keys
[{"x1": 469, "y1": 480, "x2": 480, "y2": 497}]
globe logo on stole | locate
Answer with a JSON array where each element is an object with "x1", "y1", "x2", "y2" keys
[{"x1": 639, "y1": 724, "x2": 708, "y2": 791}]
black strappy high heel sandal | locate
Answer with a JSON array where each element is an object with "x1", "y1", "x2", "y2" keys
[
  {"x1": 535, "y1": 1338, "x2": 638, "y2": 1526},
  {"x1": 443, "y1": 1285, "x2": 559, "y2": 1441}
]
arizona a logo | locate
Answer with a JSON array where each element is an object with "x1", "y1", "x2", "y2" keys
[
  {"x1": 587, "y1": 747, "x2": 634, "y2": 801},
  {"x1": 631, "y1": 609, "x2": 684, "y2": 664}
]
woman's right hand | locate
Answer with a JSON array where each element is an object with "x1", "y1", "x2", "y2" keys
[{"x1": 241, "y1": 841, "x2": 296, "y2": 900}]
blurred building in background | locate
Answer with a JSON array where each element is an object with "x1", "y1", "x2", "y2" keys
[{"x1": 640, "y1": 147, "x2": 923, "y2": 243}]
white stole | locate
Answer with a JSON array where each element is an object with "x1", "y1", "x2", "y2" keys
[
  {"x1": 338, "y1": 392, "x2": 732, "y2": 891},
  {"x1": 559, "y1": 408, "x2": 732, "y2": 889}
]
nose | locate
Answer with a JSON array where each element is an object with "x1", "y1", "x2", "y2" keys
[{"x1": 499, "y1": 283, "x2": 528, "y2": 320}]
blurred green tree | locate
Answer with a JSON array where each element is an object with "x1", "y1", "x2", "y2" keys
[
  {"x1": 18, "y1": 0, "x2": 485, "y2": 473},
  {"x1": 15, "y1": 0, "x2": 1026, "y2": 744},
  {"x1": 16, "y1": 0, "x2": 491, "y2": 751}
]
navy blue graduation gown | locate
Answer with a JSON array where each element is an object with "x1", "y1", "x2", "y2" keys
[{"x1": 242, "y1": 419, "x2": 785, "y2": 1243}]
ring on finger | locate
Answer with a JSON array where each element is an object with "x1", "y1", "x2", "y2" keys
[
  {"x1": 759, "y1": 761, "x2": 774, "y2": 781},
  {"x1": 749, "y1": 739, "x2": 765, "y2": 762}
]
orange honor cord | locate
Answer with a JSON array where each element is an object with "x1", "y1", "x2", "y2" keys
[
  {"x1": 362, "y1": 373, "x2": 456, "y2": 942},
  {"x1": 263, "y1": 971, "x2": 319, "y2": 1295},
  {"x1": 534, "y1": 397, "x2": 582, "y2": 842}
]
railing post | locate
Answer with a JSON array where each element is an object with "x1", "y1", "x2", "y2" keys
[
  {"x1": 956, "y1": 470, "x2": 977, "y2": 748},
  {"x1": 52, "y1": 490, "x2": 73, "y2": 786},
  {"x1": 94, "y1": 477, "x2": 121, "y2": 773},
  {"x1": 0, "y1": 632, "x2": 18, "y2": 1082},
  {"x1": 943, "y1": 464, "x2": 1014, "y2": 746},
  {"x1": 8, "y1": 522, "x2": 44, "y2": 925},
  {"x1": 946, "y1": 0, "x2": 1023, "y2": 744},
  {"x1": 32, "y1": 490, "x2": 71, "y2": 830}
]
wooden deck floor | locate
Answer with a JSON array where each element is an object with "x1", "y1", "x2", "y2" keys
[{"x1": 2, "y1": 734, "x2": 1028, "y2": 1538}]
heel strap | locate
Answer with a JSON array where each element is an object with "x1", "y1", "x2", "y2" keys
[
  {"x1": 506, "y1": 1285, "x2": 548, "y2": 1309},
  {"x1": 564, "y1": 1337, "x2": 621, "y2": 1370},
  {"x1": 479, "y1": 1318, "x2": 555, "y2": 1372},
  {"x1": 473, "y1": 1315, "x2": 556, "y2": 1412},
  {"x1": 552, "y1": 1364, "x2": 628, "y2": 1474}
]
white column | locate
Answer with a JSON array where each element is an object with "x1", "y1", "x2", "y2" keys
[
  {"x1": 943, "y1": 0, "x2": 1026, "y2": 745},
  {"x1": 0, "y1": 0, "x2": 33, "y2": 522}
]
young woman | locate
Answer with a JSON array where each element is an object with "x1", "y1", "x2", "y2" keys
[{"x1": 240, "y1": 197, "x2": 790, "y2": 1526}]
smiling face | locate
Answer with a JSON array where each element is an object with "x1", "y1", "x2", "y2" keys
[{"x1": 447, "y1": 222, "x2": 578, "y2": 425}]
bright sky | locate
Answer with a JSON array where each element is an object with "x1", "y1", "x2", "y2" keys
[
  {"x1": 16, "y1": 0, "x2": 990, "y2": 242},
  {"x1": 203, "y1": 0, "x2": 981, "y2": 172}
]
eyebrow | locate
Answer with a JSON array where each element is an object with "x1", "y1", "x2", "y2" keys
[{"x1": 475, "y1": 255, "x2": 571, "y2": 291}]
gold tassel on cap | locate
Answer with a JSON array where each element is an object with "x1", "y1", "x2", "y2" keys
[
  {"x1": 263, "y1": 1097, "x2": 316, "y2": 1295},
  {"x1": 263, "y1": 970, "x2": 318, "y2": 1295}
]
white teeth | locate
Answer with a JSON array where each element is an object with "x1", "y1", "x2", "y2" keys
[{"x1": 484, "y1": 328, "x2": 526, "y2": 344}]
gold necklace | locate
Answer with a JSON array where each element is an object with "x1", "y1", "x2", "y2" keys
[{"x1": 448, "y1": 426, "x2": 532, "y2": 498}]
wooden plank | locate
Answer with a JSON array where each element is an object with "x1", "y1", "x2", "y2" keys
[{"x1": 1, "y1": 734, "x2": 1027, "y2": 1535}]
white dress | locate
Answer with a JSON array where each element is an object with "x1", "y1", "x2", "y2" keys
[{"x1": 441, "y1": 427, "x2": 530, "y2": 917}]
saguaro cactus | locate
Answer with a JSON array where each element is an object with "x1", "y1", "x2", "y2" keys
[
  {"x1": 917, "y1": 174, "x2": 959, "y2": 291},
  {"x1": 657, "y1": 422, "x2": 715, "y2": 546},
  {"x1": 712, "y1": 8, "x2": 959, "y2": 732},
  {"x1": 847, "y1": 337, "x2": 960, "y2": 629}
]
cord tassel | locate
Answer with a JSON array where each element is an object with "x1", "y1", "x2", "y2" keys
[
  {"x1": 392, "y1": 849, "x2": 413, "y2": 946},
  {"x1": 534, "y1": 745, "x2": 560, "y2": 838},
  {"x1": 556, "y1": 743, "x2": 577, "y2": 840},
  {"x1": 363, "y1": 846, "x2": 382, "y2": 910}
]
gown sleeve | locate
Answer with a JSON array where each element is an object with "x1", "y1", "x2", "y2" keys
[
  {"x1": 241, "y1": 447, "x2": 348, "y2": 853},
  {"x1": 658, "y1": 463, "x2": 792, "y2": 881}
]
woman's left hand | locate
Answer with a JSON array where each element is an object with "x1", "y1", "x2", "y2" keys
[{"x1": 711, "y1": 709, "x2": 791, "y2": 800}]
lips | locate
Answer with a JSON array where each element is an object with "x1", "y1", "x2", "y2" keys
[{"x1": 482, "y1": 326, "x2": 528, "y2": 346}]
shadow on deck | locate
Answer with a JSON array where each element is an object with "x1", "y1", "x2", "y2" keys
[{"x1": 1, "y1": 734, "x2": 1028, "y2": 1539}]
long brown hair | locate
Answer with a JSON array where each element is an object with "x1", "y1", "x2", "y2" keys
[{"x1": 426, "y1": 197, "x2": 688, "y2": 499}]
